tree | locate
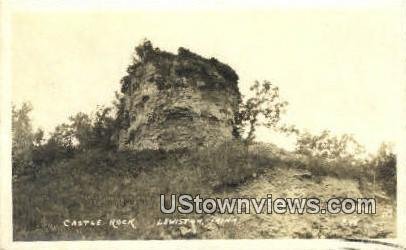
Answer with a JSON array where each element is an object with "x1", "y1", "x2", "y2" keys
[
  {"x1": 235, "y1": 80, "x2": 290, "y2": 144},
  {"x1": 295, "y1": 130, "x2": 365, "y2": 161},
  {"x1": 372, "y1": 142, "x2": 396, "y2": 196},
  {"x1": 90, "y1": 106, "x2": 116, "y2": 149},
  {"x1": 12, "y1": 102, "x2": 44, "y2": 177},
  {"x1": 68, "y1": 112, "x2": 93, "y2": 149},
  {"x1": 47, "y1": 106, "x2": 117, "y2": 152},
  {"x1": 12, "y1": 103, "x2": 34, "y2": 156}
]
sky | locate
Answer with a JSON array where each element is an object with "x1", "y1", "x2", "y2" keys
[{"x1": 10, "y1": 1, "x2": 404, "y2": 153}]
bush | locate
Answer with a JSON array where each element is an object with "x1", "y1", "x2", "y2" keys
[
  {"x1": 294, "y1": 131, "x2": 397, "y2": 197},
  {"x1": 373, "y1": 143, "x2": 397, "y2": 197}
]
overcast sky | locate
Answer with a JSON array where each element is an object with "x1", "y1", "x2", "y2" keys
[{"x1": 10, "y1": 1, "x2": 404, "y2": 153}]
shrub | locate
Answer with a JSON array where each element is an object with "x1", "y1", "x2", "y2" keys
[{"x1": 373, "y1": 143, "x2": 397, "y2": 197}]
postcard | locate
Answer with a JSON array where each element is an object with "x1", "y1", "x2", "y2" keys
[{"x1": 1, "y1": 1, "x2": 405, "y2": 249}]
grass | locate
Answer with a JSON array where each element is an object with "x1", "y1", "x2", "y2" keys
[
  {"x1": 13, "y1": 141, "x2": 278, "y2": 240},
  {"x1": 12, "y1": 140, "x2": 395, "y2": 240}
]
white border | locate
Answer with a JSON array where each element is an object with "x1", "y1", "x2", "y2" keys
[{"x1": 0, "y1": 0, "x2": 13, "y2": 248}]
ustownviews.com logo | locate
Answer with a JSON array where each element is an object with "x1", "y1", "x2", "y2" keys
[{"x1": 160, "y1": 194, "x2": 376, "y2": 215}]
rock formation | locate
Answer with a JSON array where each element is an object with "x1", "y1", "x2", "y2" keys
[{"x1": 117, "y1": 41, "x2": 241, "y2": 151}]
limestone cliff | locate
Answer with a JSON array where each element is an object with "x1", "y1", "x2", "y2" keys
[{"x1": 117, "y1": 41, "x2": 241, "y2": 151}]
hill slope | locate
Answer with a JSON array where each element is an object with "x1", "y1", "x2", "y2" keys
[
  {"x1": 198, "y1": 167, "x2": 395, "y2": 239},
  {"x1": 12, "y1": 143, "x2": 396, "y2": 240}
]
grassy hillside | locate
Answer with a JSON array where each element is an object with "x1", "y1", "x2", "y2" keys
[{"x1": 13, "y1": 141, "x2": 395, "y2": 240}]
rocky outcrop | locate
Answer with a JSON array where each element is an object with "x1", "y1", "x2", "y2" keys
[{"x1": 117, "y1": 41, "x2": 241, "y2": 151}]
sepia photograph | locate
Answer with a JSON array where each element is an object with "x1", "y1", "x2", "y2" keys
[{"x1": 1, "y1": 0, "x2": 405, "y2": 249}]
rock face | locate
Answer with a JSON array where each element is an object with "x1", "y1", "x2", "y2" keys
[{"x1": 117, "y1": 41, "x2": 241, "y2": 151}]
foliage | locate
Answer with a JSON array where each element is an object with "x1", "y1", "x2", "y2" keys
[
  {"x1": 296, "y1": 130, "x2": 365, "y2": 161},
  {"x1": 294, "y1": 130, "x2": 397, "y2": 196},
  {"x1": 12, "y1": 103, "x2": 34, "y2": 158},
  {"x1": 112, "y1": 91, "x2": 130, "y2": 130},
  {"x1": 120, "y1": 40, "x2": 240, "y2": 95},
  {"x1": 370, "y1": 143, "x2": 397, "y2": 197},
  {"x1": 177, "y1": 47, "x2": 239, "y2": 83},
  {"x1": 12, "y1": 102, "x2": 44, "y2": 177},
  {"x1": 12, "y1": 102, "x2": 121, "y2": 182},
  {"x1": 294, "y1": 130, "x2": 365, "y2": 178},
  {"x1": 235, "y1": 80, "x2": 289, "y2": 144},
  {"x1": 51, "y1": 106, "x2": 117, "y2": 151},
  {"x1": 134, "y1": 39, "x2": 156, "y2": 61}
]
